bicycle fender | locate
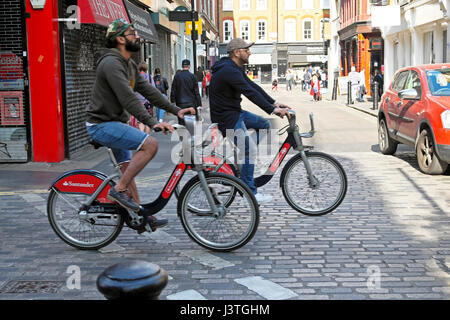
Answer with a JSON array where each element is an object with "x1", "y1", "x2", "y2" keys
[{"x1": 49, "y1": 169, "x2": 113, "y2": 203}]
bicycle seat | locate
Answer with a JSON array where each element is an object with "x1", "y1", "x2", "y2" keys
[{"x1": 89, "y1": 139, "x2": 104, "y2": 149}]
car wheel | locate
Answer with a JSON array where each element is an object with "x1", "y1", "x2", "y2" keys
[
  {"x1": 378, "y1": 119, "x2": 397, "y2": 155},
  {"x1": 416, "y1": 129, "x2": 448, "y2": 175}
]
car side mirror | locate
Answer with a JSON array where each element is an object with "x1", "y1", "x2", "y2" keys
[{"x1": 398, "y1": 89, "x2": 419, "y2": 100}]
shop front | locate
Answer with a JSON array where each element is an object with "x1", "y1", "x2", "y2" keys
[{"x1": 0, "y1": 0, "x2": 29, "y2": 162}]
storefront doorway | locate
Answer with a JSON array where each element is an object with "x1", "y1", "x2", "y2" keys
[{"x1": 0, "y1": 0, "x2": 30, "y2": 162}]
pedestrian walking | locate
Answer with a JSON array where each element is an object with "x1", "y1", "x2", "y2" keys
[
  {"x1": 202, "y1": 69, "x2": 211, "y2": 98},
  {"x1": 131, "y1": 62, "x2": 154, "y2": 133},
  {"x1": 303, "y1": 70, "x2": 311, "y2": 91},
  {"x1": 348, "y1": 66, "x2": 360, "y2": 103},
  {"x1": 153, "y1": 68, "x2": 169, "y2": 122},
  {"x1": 170, "y1": 59, "x2": 202, "y2": 112},
  {"x1": 310, "y1": 72, "x2": 321, "y2": 101},
  {"x1": 195, "y1": 66, "x2": 204, "y2": 97},
  {"x1": 272, "y1": 78, "x2": 278, "y2": 92},
  {"x1": 373, "y1": 69, "x2": 384, "y2": 100},
  {"x1": 358, "y1": 68, "x2": 367, "y2": 102},
  {"x1": 285, "y1": 69, "x2": 292, "y2": 91},
  {"x1": 209, "y1": 38, "x2": 292, "y2": 203}
]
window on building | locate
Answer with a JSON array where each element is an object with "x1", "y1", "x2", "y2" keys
[
  {"x1": 285, "y1": 0, "x2": 296, "y2": 10},
  {"x1": 240, "y1": 20, "x2": 250, "y2": 40},
  {"x1": 223, "y1": 20, "x2": 234, "y2": 42},
  {"x1": 240, "y1": 0, "x2": 250, "y2": 10},
  {"x1": 257, "y1": 20, "x2": 267, "y2": 42},
  {"x1": 302, "y1": 0, "x2": 314, "y2": 9},
  {"x1": 320, "y1": 0, "x2": 330, "y2": 8},
  {"x1": 303, "y1": 19, "x2": 313, "y2": 40},
  {"x1": 285, "y1": 19, "x2": 296, "y2": 42},
  {"x1": 223, "y1": 0, "x2": 233, "y2": 11},
  {"x1": 256, "y1": 0, "x2": 267, "y2": 10}
]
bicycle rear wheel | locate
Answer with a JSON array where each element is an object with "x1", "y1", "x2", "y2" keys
[
  {"x1": 47, "y1": 188, "x2": 124, "y2": 250},
  {"x1": 280, "y1": 152, "x2": 347, "y2": 216},
  {"x1": 178, "y1": 172, "x2": 259, "y2": 252}
]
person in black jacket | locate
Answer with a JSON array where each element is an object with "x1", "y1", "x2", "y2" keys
[
  {"x1": 209, "y1": 38, "x2": 291, "y2": 204},
  {"x1": 170, "y1": 59, "x2": 202, "y2": 110},
  {"x1": 153, "y1": 68, "x2": 169, "y2": 122}
]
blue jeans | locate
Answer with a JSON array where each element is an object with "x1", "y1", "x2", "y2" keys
[
  {"x1": 232, "y1": 111, "x2": 270, "y2": 194},
  {"x1": 156, "y1": 94, "x2": 167, "y2": 121},
  {"x1": 86, "y1": 121, "x2": 148, "y2": 164}
]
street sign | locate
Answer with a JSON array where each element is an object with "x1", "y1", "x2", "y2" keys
[
  {"x1": 168, "y1": 11, "x2": 198, "y2": 22},
  {"x1": 185, "y1": 19, "x2": 202, "y2": 35}
]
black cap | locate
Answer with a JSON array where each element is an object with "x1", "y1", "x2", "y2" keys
[{"x1": 182, "y1": 59, "x2": 190, "y2": 66}]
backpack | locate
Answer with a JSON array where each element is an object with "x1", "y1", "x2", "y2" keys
[{"x1": 154, "y1": 75, "x2": 166, "y2": 93}]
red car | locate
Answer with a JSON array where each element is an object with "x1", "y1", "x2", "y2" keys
[{"x1": 378, "y1": 64, "x2": 450, "y2": 174}]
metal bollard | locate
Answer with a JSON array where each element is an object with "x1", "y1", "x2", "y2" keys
[
  {"x1": 346, "y1": 81, "x2": 352, "y2": 105},
  {"x1": 332, "y1": 77, "x2": 338, "y2": 100},
  {"x1": 97, "y1": 260, "x2": 168, "y2": 300},
  {"x1": 372, "y1": 82, "x2": 379, "y2": 110}
]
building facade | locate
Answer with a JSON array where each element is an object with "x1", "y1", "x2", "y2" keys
[
  {"x1": 376, "y1": 0, "x2": 449, "y2": 89},
  {"x1": 218, "y1": 0, "x2": 331, "y2": 83}
]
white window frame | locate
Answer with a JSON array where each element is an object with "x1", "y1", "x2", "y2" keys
[
  {"x1": 256, "y1": 0, "x2": 267, "y2": 10},
  {"x1": 303, "y1": 18, "x2": 313, "y2": 40},
  {"x1": 256, "y1": 19, "x2": 267, "y2": 42},
  {"x1": 240, "y1": 0, "x2": 250, "y2": 10},
  {"x1": 223, "y1": 20, "x2": 234, "y2": 42},
  {"x1": 302, "y1": 0, "x2": 314, "y2": 9},
  {"x1": 285, "y1": 0, "x2": 296, "y2": 10},
  {"x1": 240, "y1": 20, "x2": 250, "y2": 40},
  {"x1": 223, "y1": 0, "x2": 233, "y2": 11},
  {"x1": 285, "y1": 18, "x2": 296, "y2": 42}
]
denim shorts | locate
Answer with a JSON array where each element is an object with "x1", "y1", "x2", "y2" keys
[{"x1": 86, "y1": 121, "x2": 148, "y2": 164}]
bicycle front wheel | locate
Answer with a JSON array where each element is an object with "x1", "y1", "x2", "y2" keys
[
  {"x1": 280, "y1": 152, "x2": 347, "y2": 216},
  {"x1": 178, "y1": 172, "x2": 259, "y2": 252},
  {"x1": 47, "y1": 189, "x2": 124, "y2": 250}
]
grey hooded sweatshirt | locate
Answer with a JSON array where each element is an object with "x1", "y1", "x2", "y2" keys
[{"x1": 87, "y1": 48, "x2": 180, "y2": 127}]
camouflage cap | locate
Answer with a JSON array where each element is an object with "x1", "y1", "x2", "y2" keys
[{"x1": 106, "y1": 18, "x2": 132, "y2": 40}]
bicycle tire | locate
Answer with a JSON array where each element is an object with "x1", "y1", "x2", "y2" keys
[
  {"x1": 47, "y1": 178, "x2": 124, "y2": 250},
  {"x1": 177, "y1": 172, "x2": 259, "y2": 252},
  {"x1": 280, "y1": 152, "x2": 347, "y2": 216}
]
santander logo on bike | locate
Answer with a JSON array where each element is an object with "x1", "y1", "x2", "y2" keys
[{"x1": 62, "y1": 181, "x2": 95, "y2": 188}]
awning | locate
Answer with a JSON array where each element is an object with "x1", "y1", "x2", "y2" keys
[
  {"x1": 123, "y1": 0, "x2": 159, "y2": 43},
  {"x1": 78, "y1": 0, "x2": 130, "y2": 27}
]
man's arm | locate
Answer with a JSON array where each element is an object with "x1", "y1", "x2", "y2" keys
[
  {"x1": 247, "y1": 78, "x2": 275, "y2": 104},
  {"x1": 228, "y1": 69, "x2": 275, "y2": 114},
  {"x1": 135, "y1": 73, "x2": 181, "y2": 116},
  {"x1": 104, "y1": 61, "x2": 157, "y2": 127}
]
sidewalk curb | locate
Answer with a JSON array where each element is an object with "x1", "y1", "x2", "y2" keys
[{"x1": 324, "y1": 98, "x2": 379, "y2": 118}]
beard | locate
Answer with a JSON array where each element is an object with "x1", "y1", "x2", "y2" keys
[{"x1": 125, "y1": 38, "x2": 140, "y2": 52}]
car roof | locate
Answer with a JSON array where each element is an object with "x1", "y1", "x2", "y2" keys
[{"x1": 417, "y1": 63, "x2": 450, "y2": 71}]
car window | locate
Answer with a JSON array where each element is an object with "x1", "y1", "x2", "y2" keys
[
  {"x1": 392, "y1": 71, "x2": 410, "y2": 92},
  {"x1": 404, "y1": 70, "x2": 422, "y2": 97},
  {"x1": 426, "y1": 68, "x2": 450, "y2": 96}
]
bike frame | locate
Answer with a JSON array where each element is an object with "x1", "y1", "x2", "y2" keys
[{"x1": 198, "y1": 111, "x2": 318, "y2": 189}]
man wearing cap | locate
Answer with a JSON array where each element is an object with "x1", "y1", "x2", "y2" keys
[
  {"x1": 86, "y1": 18, "x2": 195, "y2": 232},
  {"x1": 170, "y1": 59, "x2": 202, "y2": 110},
  {"x1": 209, "y1": 38, "x2": 291, "y2": 203}
]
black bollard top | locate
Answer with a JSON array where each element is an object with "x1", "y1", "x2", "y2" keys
[{"x1": 97, "y1": 260, "x2": 168, "y2": 300}]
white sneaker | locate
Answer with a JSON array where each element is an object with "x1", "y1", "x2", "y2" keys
[{"x1": 254, "y1": 192, "x2": 272, "y2": 204}]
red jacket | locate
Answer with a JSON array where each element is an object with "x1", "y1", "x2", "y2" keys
[
  {"x1": 310, "y1": 78, "x2": 320, "y2": 96},
  {"x1": 202, "y1": 73, "x2": 211, "y2": 89}
]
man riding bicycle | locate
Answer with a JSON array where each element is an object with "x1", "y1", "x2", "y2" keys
[
  {"x1": 209, "y1": 38, "x2": 291, "y2": 203},
  {"x1": 86, "y1": 18, "x2": 194, "y2": 230}
]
